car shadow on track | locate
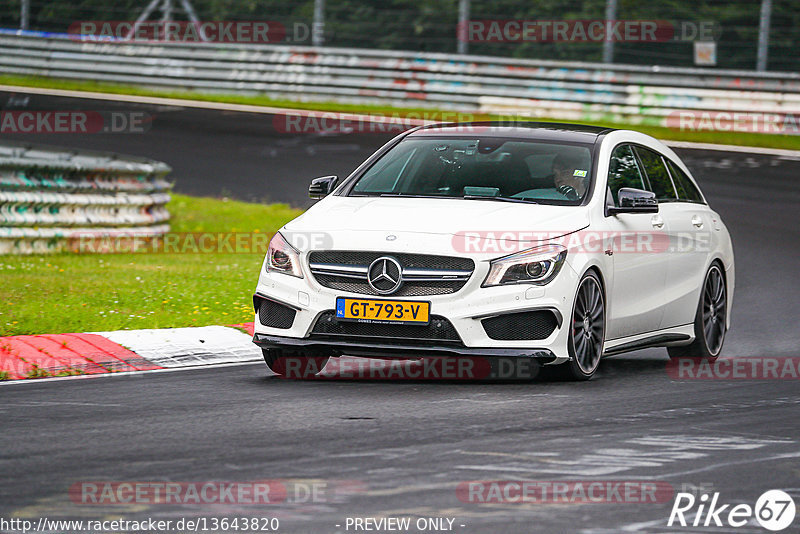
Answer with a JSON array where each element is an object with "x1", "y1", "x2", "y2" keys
[{"x1": 250, "y1": 350, "x2": 672, "y2": 385}]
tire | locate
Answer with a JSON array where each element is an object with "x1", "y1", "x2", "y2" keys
[
  {"x1": 262, "y1": 349, "x2": 329, "y2": 378},
  {"x1": 667, "y1": 263, "x2": 727, "y2": 361},
  {"x1": 551, "y1": 271, "x2": 606, "y2": 381}
]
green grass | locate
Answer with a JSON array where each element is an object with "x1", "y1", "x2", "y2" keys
[
  {"x1": 2, "y1": 73, "x2": 799, "y2": 151},
  {"x1": 0, "y1": 194, "x2": 302, "y2": 336}
]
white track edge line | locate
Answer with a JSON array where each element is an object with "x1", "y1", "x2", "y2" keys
[
  {"x1": 0, "y1": 84, "x2": 427, "y2": 125},
  {"x1": 4, "y1": 84, "x2": 800, "y2": 157},
  {"x1": 663, "y1": 140, "x2": 800, "y2": 157},
  {"x1": 0, "y1": 359, "x2": 264, "y2": 387}
]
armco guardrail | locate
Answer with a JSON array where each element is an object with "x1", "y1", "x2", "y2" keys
[
  {"x1": 0, "y1": 140, "x2": 171, "y2": 254},
  {"x1": 1, "y1": 32, "x2": 800, "y2": 128}
]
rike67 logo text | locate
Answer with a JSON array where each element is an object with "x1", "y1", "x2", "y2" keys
[{"x1": 669, "y1": 490, "x2": 796, "y2": 531}]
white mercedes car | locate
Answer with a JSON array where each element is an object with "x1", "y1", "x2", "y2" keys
[{"x1": 252, "y1": 122, "x2": 734, "y2": 380}]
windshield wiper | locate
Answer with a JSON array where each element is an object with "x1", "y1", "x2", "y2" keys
[
  {"x1": 378, "y1": 193, "x2": 441, "y2": 198},
  {"x1": 350, "y1": 193, "x2": 435, "y2": 198},
  {"x1": 354, "y1": 193, "x2": 538, "y2": 204},
  {"x1": 462, "y1": 195, "x2": 538, "y2": 204}
]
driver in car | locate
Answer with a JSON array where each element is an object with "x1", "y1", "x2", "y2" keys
[{"x1": 551, "y1": 153, "x2": 587, "y2": 199}]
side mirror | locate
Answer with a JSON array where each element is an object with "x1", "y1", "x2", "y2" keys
[
  {"x1": 309, "y1": 175, "x2": 339, "y2": 199},
  {"x1": 608, "y1": 187, "x2": 658, "y2": 214}
]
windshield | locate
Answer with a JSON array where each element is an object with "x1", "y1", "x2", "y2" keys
[{"x1": 349, "y1": 137, "x2": 594, "y2": 205}]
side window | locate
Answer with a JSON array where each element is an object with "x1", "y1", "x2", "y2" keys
[
  {"x1": 635, "y1": 146, "x2": 677, "y2": 202},
  {"x1": 666, "y1": 159, "x2": 705, "y2": 203},
  {"x1": 607, "y1": 144, "x2": 645, "y2": 206}
]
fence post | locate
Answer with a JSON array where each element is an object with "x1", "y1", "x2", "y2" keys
[
  {"x1": 457, "y1": 0, "x2": 470, "y2": 55},
  {"x1": 20, "y1": 0, "x2": 29, "y2": 30},
  {"x1": 602, "y1": 0, "x2": 617, "y2": 63},
  {"x1": 313, "y1": 0, "x2": 325, "y2": 47},
  {"x1": 756, "y1": 0, "x2": 772, "y2": 72}
]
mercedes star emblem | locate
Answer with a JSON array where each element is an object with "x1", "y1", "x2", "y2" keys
[{"x1": 367, "y1": 256, "x2": 403, "y2": 294}]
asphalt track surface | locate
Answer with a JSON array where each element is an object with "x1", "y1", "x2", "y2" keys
[{"x1": 2, "y1": 90, "x2": 800, "y2": 534}]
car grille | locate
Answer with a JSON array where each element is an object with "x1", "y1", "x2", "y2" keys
[
  {"x1": 310, "y1": 311, "x2": 463, "y2": 343},
  {"x1": 308, "y1": 251, "x2": 474, "y2": 296},
  {"x1": 481, "y1": 310, "x2": 559, "y2": 341},
  {"x1": 255, "y1": 296, "x2": 296, "y2": 329}
]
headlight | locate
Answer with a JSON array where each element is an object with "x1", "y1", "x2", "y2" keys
[
  {"x1": 482, "y1": 244, "x2": 567, "y2": 287},
  {"x1": 265, "y1": 232, "x2": 303, "y2": 278}
]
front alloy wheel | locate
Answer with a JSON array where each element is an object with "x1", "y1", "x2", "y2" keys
[
  {"x1": 668, "y1": 263, "x2": 727, "y2": 360},
  {"x1": 558, "y1": 271, "x2": 606, "y2": 380}
]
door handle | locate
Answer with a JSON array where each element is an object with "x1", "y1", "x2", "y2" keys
[
  {"x1": 651, "y1": 215, "x2": 664, "y2": 229},
  {"x1": 691, "y1": 215, "x2": 704, "y2": 229}
]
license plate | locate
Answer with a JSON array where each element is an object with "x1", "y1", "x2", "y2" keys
[{"x1": 336, "y1": 297, "x2": 430, "y2": 324}]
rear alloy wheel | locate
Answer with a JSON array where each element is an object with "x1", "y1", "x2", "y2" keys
[
  {"x1": 554, "y1": 271, "x2": 606, "y2": 381},
  {"x1": 262, "y1": 349, "x2": 329, "y2": 378},
  {"x1": 668, "y1": 263, "x2": 727, "y2": 360}
]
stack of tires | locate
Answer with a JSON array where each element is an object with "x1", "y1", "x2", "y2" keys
[{"x1": 0, "y1": 141, "x2": 172, "y2": 254}]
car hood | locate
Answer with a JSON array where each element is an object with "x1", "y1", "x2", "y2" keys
[{"x1": 283, "y1": 196, "x2": 590, "y2": 254}]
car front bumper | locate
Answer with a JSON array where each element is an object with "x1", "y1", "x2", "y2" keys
[{"x1": 252, "y1": 251, "x2": 581, "y2": 366}]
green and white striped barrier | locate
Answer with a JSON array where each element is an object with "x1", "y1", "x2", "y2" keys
[
  {"x1": 0, "y1": 140, "x2": 172, "y2": 254},
  {"x1": 1, "y1": 32, "x2": 799, "y2": 126}
]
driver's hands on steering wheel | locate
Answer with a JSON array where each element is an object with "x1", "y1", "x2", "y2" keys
[{"x1": 557, "y1": 184, "x2": 579, "y2": 201}]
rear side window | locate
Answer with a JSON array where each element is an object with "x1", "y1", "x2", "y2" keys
[
  {"x1": 666, "y1": 159, "x2": 705, "y2": 203},
  {"x1": 607, "y1": 144, "x2": 645, "y2": 206},
  {"x1": 635, "y1": 146, "x2": 677, "y2": 202}
]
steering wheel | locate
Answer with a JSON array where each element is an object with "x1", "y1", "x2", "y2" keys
[{"x1": 557, "y1": 185, "x2": 579, "y2": 201}]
